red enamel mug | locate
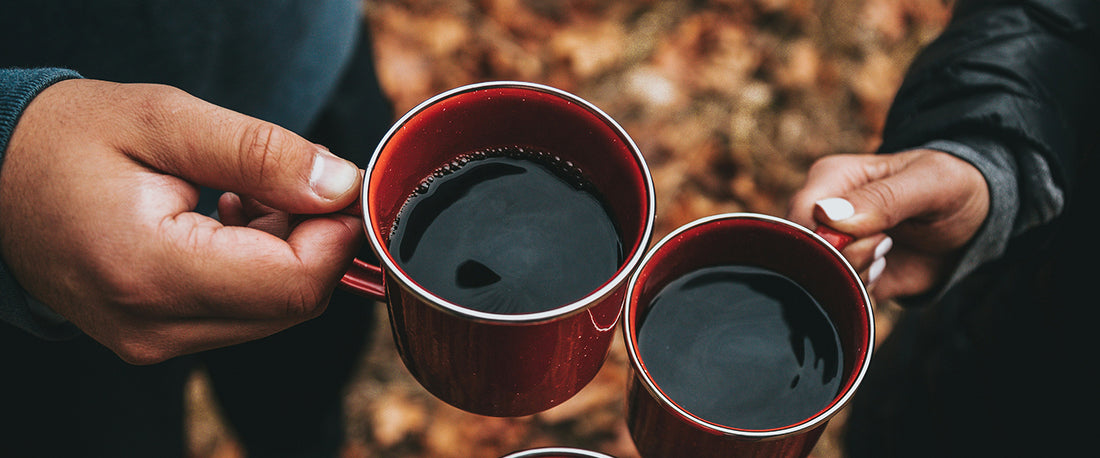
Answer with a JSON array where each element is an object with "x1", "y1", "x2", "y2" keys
[
  {"x1": 339, "y1": 81, "x2": 655, "y2": 417},
  {"x1": 500, "y1": 447, "x2": 615, "y2": 458},
  {"x1": 623, "y1": 213, "x2": 873, "y2": 457}
]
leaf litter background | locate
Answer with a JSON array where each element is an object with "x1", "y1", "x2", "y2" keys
[{"x1": 186, "y1": 0, "x2": 952, "y2": 456}]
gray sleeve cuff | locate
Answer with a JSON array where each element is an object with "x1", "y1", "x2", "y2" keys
[{"x1": 894, "y1": 139, "x2": 1020, "y2": 307}]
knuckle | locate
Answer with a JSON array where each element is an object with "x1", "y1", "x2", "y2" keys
[
  {"x1": 924, "y1": 149, "x2": 969, "y2": 179},
  {"x1": 90, "y1": 260, "x2": 158, "y2": 314},
  {"x1": 795, "y1": 155, "x2": 854, "y2": 201},
  {"x1": 860, "y1": 158, "x2": 896, "y2": 183},
  {"x1": 237, "y1": 121, "x2": 291, "y2": 190},
  {"x1": 816, "y1": 153, "x2": 866, "y2": 170},
  {"x1": 285, "y1": 282, "x2": 327, "y2": 319},
  {"x1": 131, "y1": 84, "x2": 190, "y2": 130},
  {"x1": 859, "y1": 182, "x2": 902, "y2": 227},
  {"x1": 112, "y1": 336, "x2": 171, "y2": 366},
  {"x1": 805, "y1": 154, "x2": 848, "y2": 176}
]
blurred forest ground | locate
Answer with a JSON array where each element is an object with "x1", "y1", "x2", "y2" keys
[{"x1": 186, "y1": 0, "x2": 953, "y2": 457}]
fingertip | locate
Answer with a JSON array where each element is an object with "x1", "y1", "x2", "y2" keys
[
  {"x1": 217, "y1": 192, "x2": 246, "y2": 226},
  {"x1": 309, "y1": 147, "x2": 361, "y2": 203},
  {"x1": 867, "y1": 257, "x2": 886, "y2": 285},
  {"x1": 218, "y1": 191, "x2": 241, "y2": 209},
  {"x1": 874, "y1": 235, "x2": 894, "y2": 260}
]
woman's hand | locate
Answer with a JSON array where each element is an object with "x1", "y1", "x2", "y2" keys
[{"x1": 787, "y1": 149, "x2": 990, "y2": 302}]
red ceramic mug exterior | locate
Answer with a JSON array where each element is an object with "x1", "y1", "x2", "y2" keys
[
  {"x1": 340, "y1": 81, "x2": 655, "y2": 417},
  {"x1": 623, "y1": 213, "x2": 873, "y2": 457}
]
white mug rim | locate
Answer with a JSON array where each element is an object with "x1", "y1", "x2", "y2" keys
[
  {"x1": 622, "y1": 212, "x2": 875, "y2": 439},
  {"x1": 362, "y1": 81, "x2": 656, "y2": 324}
]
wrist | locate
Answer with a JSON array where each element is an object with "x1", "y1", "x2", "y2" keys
[{"x1": 0, "y1": 68, "x2": 83, "y2": 155}]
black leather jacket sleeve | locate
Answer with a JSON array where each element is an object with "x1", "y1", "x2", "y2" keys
[{"x1": 877, "y1": 0, "x2": 1100, "y2": 305}]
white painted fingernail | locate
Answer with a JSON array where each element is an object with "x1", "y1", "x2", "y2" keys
[
  {"x1": 815, "y1": 197, "x2": 855, "y2": 221},
  {"x1": 874, "y1": 236, "x2": 894, "y2": 260},
  {"x1": 868, "y1": 257, "x2": 886, "y2": 285},
  {"x1": 310, "y1": 148, "x2": 359, "y2": 201}
]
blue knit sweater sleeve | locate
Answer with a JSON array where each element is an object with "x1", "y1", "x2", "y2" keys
[{"x1": 1, "y1": 67, "x2": 83, "y2": 340}]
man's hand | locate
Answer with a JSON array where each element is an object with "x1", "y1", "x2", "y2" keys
[
  {"x1": 0, "y1": 79, "x2": 364, "y2": 364},
  {"x1": 787, "y1": 149, "x2": 990, "y2": 302}
]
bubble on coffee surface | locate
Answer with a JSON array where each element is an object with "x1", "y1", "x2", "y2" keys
[
  {"x1": 406, "y1": 146, "x2": 590, "y2": 197},
  {"x1": 391, "y1": 145, "x2": 596, "y2": 241}
]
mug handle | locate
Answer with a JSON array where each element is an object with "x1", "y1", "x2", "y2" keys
[
  {"x1": 814, "y1": 225, "x2": 854, "y2": 250},
  {"x1": 339, "y1": 259, "x2": 387, "y2": 301}
]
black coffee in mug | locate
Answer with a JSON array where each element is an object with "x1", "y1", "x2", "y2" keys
[
  {"x1": 636, "y1": 264, "x2": 843, "y2": 430},
  {"x1": 388, "y1": 145, "x2": 624, "y2": 315}
]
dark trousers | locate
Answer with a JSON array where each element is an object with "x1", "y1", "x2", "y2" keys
[{"x1": 0, "y1": 290, "x2": 373, "y2": 458}]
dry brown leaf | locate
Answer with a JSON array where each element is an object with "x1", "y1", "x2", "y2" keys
[
  {"x1": 549, "y1": 19, "x2": 627, "y2": 79},
  {"x1": 188, "y1": 2, "x2": 954, "y2": 457},
  {"x1": 369, "y1": 388, "x2": 429, "y2": 448}
]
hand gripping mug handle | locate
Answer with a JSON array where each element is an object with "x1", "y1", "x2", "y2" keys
[{"x1": 340, "y1": 258, "x2": 387, "y2": 301}]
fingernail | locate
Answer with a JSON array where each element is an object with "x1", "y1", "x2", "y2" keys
[
  {"x1": 868, "y1": 257, "x2": 886, "y2": 285},
  {"x1": 815, "y1": 197, "x2": 855, "y2": 221},
  {"x1": 874, "y1": 236, "x2": 893, "y2": 260},
  {"x1": 310, "y1": 149, "x2": 359, "y2": 201}
]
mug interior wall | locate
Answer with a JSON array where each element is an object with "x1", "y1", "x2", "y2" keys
[
  {"x1": 629, "y1": 217, "x2": 870, "y2": 424},
  {"x1": 368, "y1": 86, "x2": 648, "y2": 273}
]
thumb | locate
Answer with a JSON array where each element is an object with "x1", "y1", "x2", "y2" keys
[
  {"x1": 812, "y1": 151, "x2": 952, "y2": 238},
  {"x1": 122, "y1": 84, "x2": 361, "y2": 214}
]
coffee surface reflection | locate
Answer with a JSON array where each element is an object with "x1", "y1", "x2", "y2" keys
[
  {"x1": 388, "y1": 146, "x2": 624, "y2": 315},
  {"x1": 637, "y1": 264, "x2": 843, "y2": 430}
]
